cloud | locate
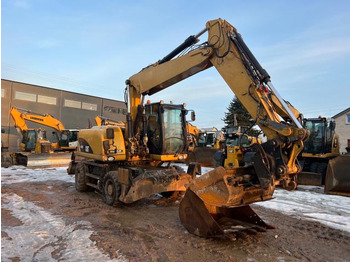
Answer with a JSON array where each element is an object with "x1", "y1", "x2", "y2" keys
[{"x1": 257, "y1": 15, "x2": 350, "y2": 75}]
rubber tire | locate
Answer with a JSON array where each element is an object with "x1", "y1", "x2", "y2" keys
[
  {"x1": 309, "y1": 162, "x2": 319, "y2": 173},
  {"x1": 317, "y1": 162, "x2": 328, "y2": 185},
  {"x1": 161, "y1": 191, "x2": 185, "y2": 199},
  {"x1": 316, "y1": 162, "x2": 328, "y2": 175},
  {"x1": 173, "y1": 165, "x2": 185, "y2": 174},
  {"x1": 75, "y1": 162, "x2": 88, "y2": 192},
  {"x1": 102, "y1": 171, "x2": 121, "y2": 207}
]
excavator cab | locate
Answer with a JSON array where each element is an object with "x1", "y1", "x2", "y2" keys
[
  {"x1": 145, "y1": 102, "x2": 187, "y2": 157},
  {"x1": 20, "y1": 129, "x2": 50, "y2": 153},
  {"x1": 303, "y1": 118, "x2": 337, "y2": 156},
  {"x1": 58, "y1": 130, "x2": 79, "y2": 149}
]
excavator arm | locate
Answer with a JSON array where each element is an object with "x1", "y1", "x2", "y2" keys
[
  {"x1": 127, "y1": 19, "x2": 308, "y2": 182},
  {"x1": 10, "y1": 107, "x2": 65, "y2": 132},
  {"x1": 126, "y1": 18, "x2": 309, "y2": 238},
  {"x1": 94, "y1": 115, "x2": 125, "y2": 127}
]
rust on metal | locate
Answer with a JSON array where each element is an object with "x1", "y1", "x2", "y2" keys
[
  {"x1": 325, "y1": 155, "x2": 350, "y2": 197},
  {"x1": 179, "y1": 166, "x2": 275, "y2": 239}
]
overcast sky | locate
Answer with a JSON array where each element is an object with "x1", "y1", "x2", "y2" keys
[{"x1": 2, "y1": 0, "x2": 350, "y2": 128}]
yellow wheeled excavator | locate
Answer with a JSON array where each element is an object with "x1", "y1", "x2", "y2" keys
[
  {"x1": 214, "y1": 125, "x2": 261, "y2": 169},
  {"x1": 8, "y1": 107, "x2": 78, "y2": 167},
  {"x1": 70, "y1": 18, "x2": 309, "y2": 239}
]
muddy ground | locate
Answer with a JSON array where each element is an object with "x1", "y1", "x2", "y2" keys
[{"x1": 2, "y1": 178, "x2": 350, "y2": 262}]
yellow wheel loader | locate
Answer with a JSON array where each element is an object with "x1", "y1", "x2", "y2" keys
[
  {"x1": 297, "y1": 117, "x2": 350, "y2": 196},
  {"x1": 70, "y1": 18, "x2": 309, "y2": 239},
  {"x1": 186, "y1": 128, "x2": 225, "y2": 167}
]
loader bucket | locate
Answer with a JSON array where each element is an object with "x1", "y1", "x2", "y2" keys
[
  {"x1": 15, "y1": 152, "x2": 72, "y2": 168},
  {"x1": 179, "y1": 166, "x2": 274, "y2": 239},
  {"x1": 186, "y1": 147, "x2": 218, "y2": 167},
  {"x1": 325, "y1": 155, "x2": 350, "y2": 197},
  {"x1": 297, "y1": 171, "x2": 322, "y2": 186}
]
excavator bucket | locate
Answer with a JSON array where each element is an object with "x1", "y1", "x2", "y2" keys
[
  {"x1": 325, "y1": 155, "x2": 350, "y2": 197},
  {"x1": 179, "y1": 167, "x2": 274, "y2": 239},
  {"x1": 15, "y1": 152, "x2": 72, "y2": 168}
]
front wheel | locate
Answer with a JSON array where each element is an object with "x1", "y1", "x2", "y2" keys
[
  {"x1": 102, "y1": 171, "x2": 121, "y2": 207},
  {"x1": 75, "y1": 162, "x2": 87, "y2": 192}
]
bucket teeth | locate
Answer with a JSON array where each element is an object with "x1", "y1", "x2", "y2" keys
[
  {"x1": 179, "y1": 166, "x2": 275, "y2": 239},
  {"x1": 179, "y1": 188, "x2": 273, "y2": 239}
]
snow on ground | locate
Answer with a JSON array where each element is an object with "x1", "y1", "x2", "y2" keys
[
  {"x1": 175, "y1": 164, "x2": 350, "y2": 233},
  {"x1": 1, "y1": 165, "x2": 74, "y2": 185},
  {"x1": 254, "y1": 185, "x2": 350, "y2": 233},
  {"x1": 1, "y1": 165, "x2": 350, "y2": 261},
  {"x1": 1, "y1": 166, "x2": 126, "y2": 262}
]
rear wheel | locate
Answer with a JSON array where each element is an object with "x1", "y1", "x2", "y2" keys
[
  {"x1": 102, "y1": 171, "x2": 121, "y2": 207},
  {"x1": 317, "y1": 162, "x2": 328, "y2": 184},
  {"x1": 309, "y1": 162, "x2": 319, "y2": 173},
  {"x1": 75, "y1": 162, "x2": 87, "y2": 192}
]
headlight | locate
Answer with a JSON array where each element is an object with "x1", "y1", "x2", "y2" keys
[{"x1": 107, "y1": 156, "x2": 115, "y2": 161}]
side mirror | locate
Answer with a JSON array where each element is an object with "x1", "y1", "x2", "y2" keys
[
  {"x1": 106, "y1": 128, "x2": 115, "y2": 139},
  {"x1": 191, "y1": 111, "x2": 196, "y2": 121}
]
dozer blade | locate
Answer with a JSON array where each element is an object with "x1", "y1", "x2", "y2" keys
[
  {"x1": 16, "y1": 152, "x2": 72, "y2": 168},
  {"x1": 325, "y1": 155, "x2": 350, "y2": 197},
  {"x1": 179, "y1": 166, "x2": 274, "y2": 239}
]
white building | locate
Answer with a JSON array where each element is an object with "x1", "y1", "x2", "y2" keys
[{"x1": 332, "y1": 107, "x2": 350, "y2": 153}]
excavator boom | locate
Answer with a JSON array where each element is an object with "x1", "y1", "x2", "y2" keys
[{"x1": 127, "y1": 18, "x2": 309, "y2": 239}]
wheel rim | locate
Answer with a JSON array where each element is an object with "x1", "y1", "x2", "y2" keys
[
  {"x1": 105, "y1": 179, "x2": 114, "y2": 200},
  {"x1": 107, "y1": 182, "x2": 114, "y2": 196}
]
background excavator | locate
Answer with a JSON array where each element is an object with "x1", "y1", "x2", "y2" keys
[
  {"x1": 7, "y1": 107, "x2": 78, "y2": 168},
  {"x1": 94, "y1": 115, "x2": 126, "y2": 127},
  {"x1": 214, "y1": 125, "x2": 261, "y2": 169},
  {"x1": 69, "y1": 18, "x2": 310, "y2": 239},
  {"x1": 186, "y1": 122, "x2": 199, "y2": 152},
  {"x1": 186, "y1": 127, "x2": 225, "y2": 167}
]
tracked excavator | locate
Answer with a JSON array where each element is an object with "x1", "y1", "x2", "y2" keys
[
  {"x1": 71, "y1": 18, "x2": 309, "y2": 239},
  {"x1": 7, "y1": 107, "x2": 78, "y2": 168}
]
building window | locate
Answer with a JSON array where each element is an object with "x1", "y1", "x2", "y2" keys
[
  {"x1": 15, "y1": 91, "x2": 37, "y2": 102},
  {"x1": 37, "y1": 95, "x2": 57, "y2": 105},
  {"x1": 1, "y1": 89, "x2": 5, "y2": 98},
  {"x1": 64, "y1": 99, "x2": 81, "y2": 109},
  {"x1": 347, "y1": 114, "x2": 350, "y2": 124},
  {"x1": 82, "y1": 102, "x2": 97, "y2": 111}
]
